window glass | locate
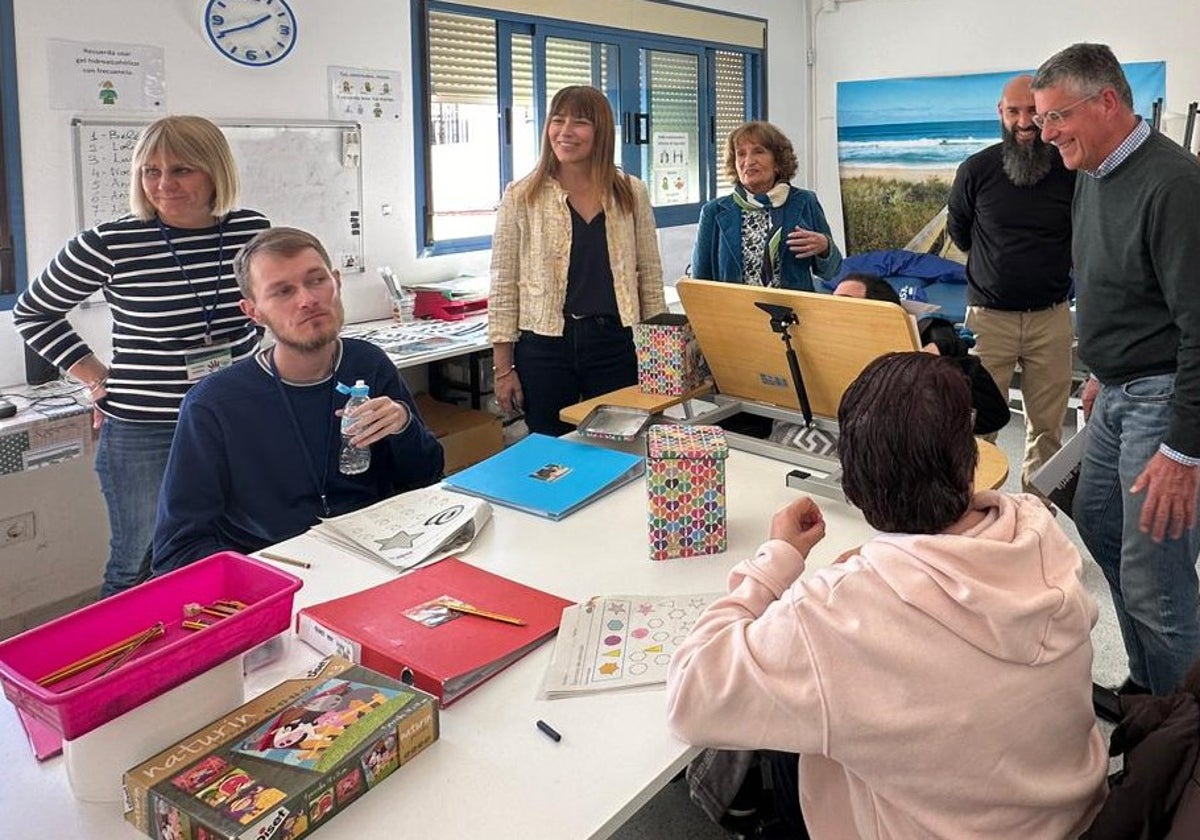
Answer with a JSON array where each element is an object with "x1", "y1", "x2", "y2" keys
[
  {"x1": 418, "y1": 4, "x2": 762, "y2": 252},
  {"x1": 426, "y1": 11, "x2": 500, "y2": 242},
  {"x1": 713, "y1": 50, "x2": 747, "y2": 192},
  {"x1": 642, "y1": 50, "x2": 700, "y2": 207}
]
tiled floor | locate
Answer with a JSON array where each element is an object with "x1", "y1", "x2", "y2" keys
[{"x1": 612, "y1": 411, "x2": 1123, "y2": 839}]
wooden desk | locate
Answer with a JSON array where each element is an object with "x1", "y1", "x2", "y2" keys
[
  {"x1": 0, "y1": 448, "x2": 878, "y2": 840},
  {"x1": 558, "y1": 382, "x2": 714, "y2": 427},
  {"x1": 975, "y1": 439, "x2": 1008, "y2": 491}
]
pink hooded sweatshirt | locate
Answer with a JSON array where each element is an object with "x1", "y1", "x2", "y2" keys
[{"x1": 667, "y1": 491, "x2": 1108, "y2": 839}]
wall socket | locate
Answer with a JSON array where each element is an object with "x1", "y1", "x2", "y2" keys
[{"x1": 0, "y1": 512, "x2": 36, "y2": 548}]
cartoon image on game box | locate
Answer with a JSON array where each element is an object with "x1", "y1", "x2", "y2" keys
[
  {"x1": 234, "y1": 678, "x2": 409, "y2": 771},
  {"x1": 124, "y1": 658, "x2": 440, "y2": 840}
]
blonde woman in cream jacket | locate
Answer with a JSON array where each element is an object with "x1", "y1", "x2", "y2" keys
[
  {"x1": 489, "y1": 85, "x2": 666, "y2": 436},
  {"x1": 667, "y1": 352, "x2": 1108, "y2": 840}
]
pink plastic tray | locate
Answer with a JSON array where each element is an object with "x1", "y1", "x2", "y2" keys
[{"x1": 0, "y1": 551, "x2": 301, "y2": 740}]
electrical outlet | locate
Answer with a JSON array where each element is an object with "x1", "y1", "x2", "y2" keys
[{"x1": 0, "y1": 512, "x2": 36, "y2": 547}]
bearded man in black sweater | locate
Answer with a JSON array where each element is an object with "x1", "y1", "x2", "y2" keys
[{"x1": 947, "y1": 73, "x2": 1076, "y2": 500}]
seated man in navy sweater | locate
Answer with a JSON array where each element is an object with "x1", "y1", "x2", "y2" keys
[{"x1": 152, "y1": 226, "x2": 444, "y2": 574}]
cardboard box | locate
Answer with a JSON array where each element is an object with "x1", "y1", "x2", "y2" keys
[
  {"x1": 124, "y1": 656, "x2": 439, "y2": 840},
  {"x1": 633, "y1": 313, "x2": 709, "y2": 396},
  {"x1": 415, "y1": 394, "x2": 503, "y2": 474},
  {"x1": 646, "y1": 425, "x2": 728, "y2": 561}
]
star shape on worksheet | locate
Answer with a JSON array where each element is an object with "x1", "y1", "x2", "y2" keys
[{"x1": 375, "y1": 529, "x2": 423, "y2": 551}]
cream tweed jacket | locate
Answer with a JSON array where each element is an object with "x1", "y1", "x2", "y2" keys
[{"x1": 488, "y1": 174, "x2": 667, "y2": 343}]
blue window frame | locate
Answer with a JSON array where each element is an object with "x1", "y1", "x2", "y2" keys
[
  {"x1": 0, "y1": 0, "x2": 26, "y2": 310},
  {"x1": 413, "y1": 0, "x2": 763, "y2": 255}
]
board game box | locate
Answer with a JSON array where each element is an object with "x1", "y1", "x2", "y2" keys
[{"x1": 123, "y1": 656, "x2": 438, "y2": 840}]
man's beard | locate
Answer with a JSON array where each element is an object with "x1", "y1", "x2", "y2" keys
[{"x1": 1000, "y1": 122, "x2": 1056, "y2": 187}]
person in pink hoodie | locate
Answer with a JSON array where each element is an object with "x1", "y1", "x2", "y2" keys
[{"x1": 667, "y1": 352, "x2": 1108, "y2": 839}]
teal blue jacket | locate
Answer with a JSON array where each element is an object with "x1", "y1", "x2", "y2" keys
[{"x1": 691, "y1": 185, "x2": 842, "y2": 290}]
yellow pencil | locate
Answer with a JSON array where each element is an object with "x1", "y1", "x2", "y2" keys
[{"x1": 435, "y1": 598, "x2": 526, "y2": 626}]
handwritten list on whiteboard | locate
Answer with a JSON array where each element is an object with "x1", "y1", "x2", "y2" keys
[{"x1": 71, "y1": 119, "x2": 365, "y2": 270}]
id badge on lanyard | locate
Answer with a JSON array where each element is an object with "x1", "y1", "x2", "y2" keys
[{"x1": 184, "y1": 343, "x2": 234, "y2": 382}]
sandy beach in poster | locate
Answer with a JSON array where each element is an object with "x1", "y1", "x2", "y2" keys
[{"x1": 839, "y1": 165, "x2": 956, "y2": 184}]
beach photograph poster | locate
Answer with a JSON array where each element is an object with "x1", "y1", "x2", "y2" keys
[{"x1": 835, "y1": 62, "x2": 1165, "y2": 255}]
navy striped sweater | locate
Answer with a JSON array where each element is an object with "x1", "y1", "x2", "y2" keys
[{"x1": 13, "y1": 209, "x2": 270, "y2": 422}]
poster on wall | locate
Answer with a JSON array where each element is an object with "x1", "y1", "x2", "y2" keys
[
  {"x1": 835, "y1": 61, "x2": 1165, "y2": 255},
  {"x1": 47, "y1": 39, "x2": 165, "y2": 112},
  {"x1": 651, "y1": 132, "x2": 690, "y2": 205},
  {"x1": 328, "y1": 66, "x2": 401, "y2": 122}
]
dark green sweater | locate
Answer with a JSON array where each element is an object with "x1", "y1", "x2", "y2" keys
[{"x1": 1073, "y1": 130, "x2": 1200, "y2": 456}]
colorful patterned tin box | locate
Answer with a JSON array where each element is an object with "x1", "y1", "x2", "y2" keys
[
  {"x1": 647, "y1": 425, "x2": 728, "y2": 561},
  {"x1": 633, "y1": 313, "x2": 708, "y2": 396}
]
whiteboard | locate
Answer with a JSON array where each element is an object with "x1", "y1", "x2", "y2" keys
[{"x1": 71, "y1": 119, "x2": 365, "y2": 271}]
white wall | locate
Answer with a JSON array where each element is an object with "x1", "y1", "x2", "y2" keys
[
  {"x1": 0, "y1": 0, "x2": 806, "y2": 624},
  {"x1": 808, "y1": 0, "x2": 1200, "y2": 245},
  {"x1": 0, "y1": 0, "x2": 804, "y2": 387}
]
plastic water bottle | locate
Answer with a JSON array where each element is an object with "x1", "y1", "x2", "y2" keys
[{"x1": 338, "y1": 379, "x2": 371, "y2": 475}]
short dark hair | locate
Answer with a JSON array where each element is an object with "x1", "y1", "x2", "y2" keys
[
  {"x1": 1031, "y1": 42, "x2": 1133, "y2": 110},
  {"x1": 837, "y1": 352, "x2": 977, "y2": 533},
  {"x1": 234, "y1": 226, "x2": 333, "y2": 299},
  {"x1": 839, "y1": 272, "x2": 901, "y2": 306}
]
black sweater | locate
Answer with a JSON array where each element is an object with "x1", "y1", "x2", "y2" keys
[{"x1": 947, "y1": 144, "x2": 1075, "y2": 310}]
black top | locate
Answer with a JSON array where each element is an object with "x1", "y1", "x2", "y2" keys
[
  {"x1": 918, "y1": 317, "x2": 1010, "y2": 436},
  {"x1": 564, "y1": 204, "x2": 620, "y2": 318},
  {"x1": 947, "y1": 143, "x2": 1075, "y2": 310}
]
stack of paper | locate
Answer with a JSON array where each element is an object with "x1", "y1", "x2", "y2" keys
[
  {"x1": 308, "y1": 486, "x2": 491, "y2": 573},
  {"x1": 540, "y1": 593, "x2": 721, "y2": 698},
  {"x1": 403, "y1": 275, "x2": 488, "y2": 301}
]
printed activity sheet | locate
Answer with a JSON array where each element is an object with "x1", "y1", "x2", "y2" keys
[
  {"x1": 541, "y1": 593, "x2": 720, "y2": 698},
  {"x1": 309, "y1": 487, "x2": 491, "y2": 573}
]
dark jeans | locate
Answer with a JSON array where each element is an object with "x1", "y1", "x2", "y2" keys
[{"x1": 514, "y1": 316, "x2": 638, "y2": 436}]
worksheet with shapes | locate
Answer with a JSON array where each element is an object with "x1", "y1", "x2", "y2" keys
[{"x1": 540, "y1": 593, "x2": 720, "y2": 698}]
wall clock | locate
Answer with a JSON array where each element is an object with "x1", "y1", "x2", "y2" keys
[{"x1": 203, "y1": 0, "x2": 297, "y2": 67}]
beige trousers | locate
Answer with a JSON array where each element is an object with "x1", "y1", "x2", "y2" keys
[{"x1": 965, "y1": 302, "x2": 1075, "y2": 496}]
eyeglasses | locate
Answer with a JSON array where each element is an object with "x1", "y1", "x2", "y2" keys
[{"x1": 1032, "y1": 92, "x2": 1100, "y2": 129}]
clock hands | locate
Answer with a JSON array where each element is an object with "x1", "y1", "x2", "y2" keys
[{"x1": 217, "y1": 13, "x2": 271, "y2": 38}]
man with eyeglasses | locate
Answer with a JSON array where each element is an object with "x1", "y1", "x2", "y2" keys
[
  {"x1": 947, "y1": 74, "x2": 1076, "y2": 502},
  {"x1": 1032, "y1": 43, "x2": 1200, "y2": 698}
]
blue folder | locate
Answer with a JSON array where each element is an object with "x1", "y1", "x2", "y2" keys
[{"x1": 442, "y1": 434, "x2": 644, "y2": 521}]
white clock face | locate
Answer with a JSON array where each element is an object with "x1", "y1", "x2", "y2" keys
[{"x1": 204, "y1": 0, "x2": 297, "y2": 67}]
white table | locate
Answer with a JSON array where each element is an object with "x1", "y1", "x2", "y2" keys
[
  {"x1": 341, "y1": 314, "x2": 490, "y2": 371},
  {"x1": 0, "y1": 447, "x2": 877, "y2": 839}
]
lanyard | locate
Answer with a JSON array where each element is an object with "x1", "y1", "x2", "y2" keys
[
  {"x1": 269, "y1": 349, "x2": 338, "y2": 519},
  {"x1": 158, "y1": 216, "x2": 225, "y2": 345}
]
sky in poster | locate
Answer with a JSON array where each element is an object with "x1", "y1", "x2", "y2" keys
[{"x1": 835, "y1": 62, "x2": 1166, "y2": 169}]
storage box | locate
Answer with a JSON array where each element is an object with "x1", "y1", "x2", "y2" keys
[
  {"x1": 124, "y1": 656, "x2": 439, "y2": 840},
  {"x1": 0, "y1": 552, "x2": 301, "y2": 740},
  {"x1": 646, "y1": 425, "x2": 728, "y2": 561},
  {"x1": 633, "y1": 313, "x2": 708, "y2": 396},
  {"x1": 415, "y1": 393, "x2": 503, "y2": 474}
]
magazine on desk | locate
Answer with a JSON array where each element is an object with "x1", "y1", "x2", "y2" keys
[
  {"x1": 443, "y1": 433, "x2": 645, "y2": 521},
  {"x1": 308, "y1": 487, "x2": 491, "y2": 573},
  {"x1": 540, "y1": 593, "x2": 722, "y2": 698}
]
